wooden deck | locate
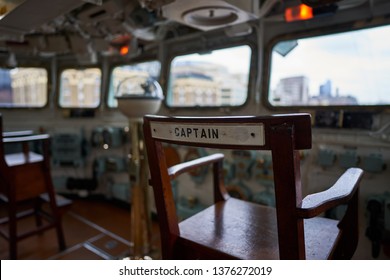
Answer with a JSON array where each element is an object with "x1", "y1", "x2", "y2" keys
[{"x1": 0, "y1": 197, "x2": 161, "y2": 260}]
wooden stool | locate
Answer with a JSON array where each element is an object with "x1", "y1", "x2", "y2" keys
[{"x1": 0, "y1": 114, "x2": 71, "y2": 259}]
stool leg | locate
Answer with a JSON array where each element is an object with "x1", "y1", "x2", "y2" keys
[
  {"x1": 55, "y1": 218, "x2": 66, "y2": 250},
  {"x1": 34, "y1": 199, "x2": 43, "y2": 227},
  {"x1": 8, "y1": 202, "x2": 17, "y2": 259},
  {"x1": 47, "y1": 195, "x2": 66, "y2": 251}
]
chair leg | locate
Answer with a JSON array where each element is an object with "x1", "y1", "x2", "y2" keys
[
  {"x1": 34, "y1": 199, "x2": 43, "y2": 227},
  {"x1": 47, "y1": 197, "x2": 66, "y2": 251}
]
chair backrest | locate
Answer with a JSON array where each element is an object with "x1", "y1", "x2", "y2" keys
[{"x1": 143, "y1": 113, "x2": 312, "y2": 258}]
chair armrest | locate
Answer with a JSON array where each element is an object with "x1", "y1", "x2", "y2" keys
[
  {"x1": 3, "y1": 134, "x2": 49, "y2": 143},
  {"x1": 167, "y1": 153, "x2": 228, "y2": 202},
  {"x1": 297, "y1": 168, "x2": 364, "y2": 218},
  {"x1": 168, "y1": 153, "x2": 224, "y2": 180}
]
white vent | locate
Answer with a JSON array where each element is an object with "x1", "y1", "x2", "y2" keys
[{"x1": 162, "y1": 0, "x2": 258, "y2": 31}]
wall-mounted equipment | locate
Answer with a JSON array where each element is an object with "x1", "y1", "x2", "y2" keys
[
  {"x1": 253, "y1": 154, "x2": 273, "y2": 181},
  {"x1": 93, "y1": 156, "x2": 127, "y2": 176},
  {"x1": 177, "y1": 196, "x2": 206, "y2": 220},
  {"x1": 252, "y1": 153, "x2": 275, "y2": 207},
  {"x1": 226, "y1": 181, "x2": 252, "y2": 201},
  {"x1": 51, "y1": 131, "x2": 88, "y2": 167},
  {"x1": 339, "y1": 149, "x2": 359, "y2": 169},
  {"x1": 222, "y1": 159, "x2": 235, "y2": 185},
  {"x1": 317, "y1": 148, "x2": 335, "y2": 168},
  {"x1": 108, "y1": 182, "x2": 131, "y2": 203},
  {"x1": 91, "y1": 126, "x2": 126, "y2": 149},
  {"x1": 314, "y1": 110, "x2": 375, "y2": 130},
  {"x1": 253, "y1": 187, "x2": 275, "y2": 207},
  {"x1": 231, "y1": 150, "x2": 255, "y2": 180},
  {"x1": 362, "y1": 154, "x2": 386, "y2": 173}
]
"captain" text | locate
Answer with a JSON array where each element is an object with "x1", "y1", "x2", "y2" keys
[{"x1": 174, "y1": 127, "x2": 219, "y2": 139}]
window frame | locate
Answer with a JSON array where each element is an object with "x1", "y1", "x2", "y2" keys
[
  {"x1": 57, "y1": 66, "x2": 103, "y2": 109},
  {"x1": 106, "y1": 59, "x2": 162, "y2": 109},
  {"x1": 263, "y1": 22, "x2": 390, "y2": 111},
  {"x1": 165, "y1": 42, "x2": 256, "y2": 109},
  {"x1": 0, "y1": 66, "x2": 50, "y2": 109}
]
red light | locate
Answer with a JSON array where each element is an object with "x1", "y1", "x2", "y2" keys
[
  {"x1": 120, "y1": 45, "x2": 129, "y2": 56},
  {"x1": 285, "y1": 4, "x2": 313, "y2": 22}
]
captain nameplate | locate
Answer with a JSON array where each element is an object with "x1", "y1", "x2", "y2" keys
[{"x1": 150, "y1": 122, "x2": 265, "y2": 146}]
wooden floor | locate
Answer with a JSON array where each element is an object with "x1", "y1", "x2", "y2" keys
[{"x1": 0, "y1": 197, "x2": 161, "y2": 260}]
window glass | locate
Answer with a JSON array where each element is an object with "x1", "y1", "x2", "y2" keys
[
  {"x1": 59, "y1": 68, "x2": 101, "y2": 108},
  {"x1": 167, "y1": 45, "x2": 251, "y2": 107},
  {"x1": 0, "y1": 67, "x2": 48, "y2": 108},
  {"x1": 268, "y1": 25, "x2": 390, "y2": 107},
  {"x1": 108, "y1": 61, "x2": 161, "y2": 108}
]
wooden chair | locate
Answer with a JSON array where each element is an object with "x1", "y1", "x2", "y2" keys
[
  {"x1": 0, "y1": 114, "x2": 70, "y2": 259},
  {"x1": 143, "y1": 113, "x2": 364, "y2": 259}
]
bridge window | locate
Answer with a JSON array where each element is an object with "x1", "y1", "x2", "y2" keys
[
  {"x1": 268, "y1": 24, "x2": 390, "y2": 108},
  {"x1": 108, "y1": 61, "x2": 161, "y2": 108},
  {"x1": 167, "y1": 45, "x2": 251, "y2": 108},
  {"x1": 0, "y1": 67, "x2": 48, "y2": 108},
  {"x1": 59, "y1": 68, "x2": 101, "y2": 108}
]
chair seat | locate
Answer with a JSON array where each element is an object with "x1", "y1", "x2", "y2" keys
[
  {"x1": 5, "y1": 152, "x2": 43, "y2": 167},
  {"x1": 178, "y1": 198, "x2": 340, "y2": 259}
]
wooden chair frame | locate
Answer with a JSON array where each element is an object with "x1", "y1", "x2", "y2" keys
[
  {"x1": 0, "y1": 114, "x2": 69, "y2": 259},
  {"x1": 143, "y1": 113, "x2": 363, "y2": 260}
]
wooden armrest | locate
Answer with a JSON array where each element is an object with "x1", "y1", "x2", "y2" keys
[
  {"x1": 3, "y1": 134, "x2": 50, "y2": 143},
  {"x1": 168, "y1": 153, "x2": 224, "y2": 180},
  {"x1": 3, "y1": 130, "x2": 34, "y2": 138},
  {"x1": 297, "y1": 168, "x2": 364, "y2": 218}
]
